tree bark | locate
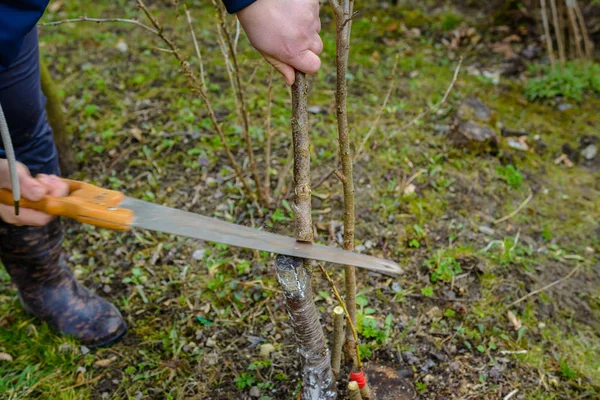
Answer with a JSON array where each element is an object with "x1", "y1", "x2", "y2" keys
[
  {"x1": 291, "y1": 71, "x2": 313, "y2": 242},
  {"x1": 39, "y1": 55, "x2": 77, "y2": 176},
  {"x1": 275, "y1": 255, "x2": 336, "y2": 400},
  {"x1": 329, "y1": 0, "x2": 358, "y2": 363},
  {"x1": 274, "y1": 69, "x2": 335, "y2": 399}
]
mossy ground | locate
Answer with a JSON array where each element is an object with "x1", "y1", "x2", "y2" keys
[{"x1": 1, "y1": 1, "x2": 598, "y2": 399}]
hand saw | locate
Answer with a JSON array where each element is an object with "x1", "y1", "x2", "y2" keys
[{"x1": 0, "y1": 179, "x2": 402, "y2": 275}]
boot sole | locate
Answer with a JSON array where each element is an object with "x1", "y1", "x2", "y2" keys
[{"x1": 86, "y1": 324, "x2": 128, "y2": 349}]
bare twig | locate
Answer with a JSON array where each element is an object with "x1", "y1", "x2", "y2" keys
[
  {"x1": 390, "y1": 57, "x2": 462, "y2": 138},
  {"x1": 318, "y1": 264, "x2": 362, "y2": 370},
  {"x1": 214, "y1": 1, "x2": 266, "y2": 205},
  {"x1": 565, "y1": 1, "x2": 584, "y2": 59},
  {"x1": 354, "y1": 55, "x2": 399, "y2": 160},
  {"x1": 504, "y1": 389, "x2": 519, "y2": 400},
  {"x1": 135, "y1": 0, "x2": 255, "y2": 201},
  {"x1": 540, "y1": 0, "x2": 556, "y2": 68},
  {"x1": 493, "y1": 190, "x2": 533, "y2": 224},
  {"x1": 264, "y1": 68, "x2": 275, "y2": 200},
  {"x1": 572, "y1": 0, "x2": 593, "y2": 60},
  {"x1": 40, "y1": 16, "x2": 158, "y2": 35},
  {"x1": 328, "y1": 0, "x2": 359, "y2": 364},
  {"x1": 508, "y1": 262, "x2": 583, "y2": 307},
  {"x1": 549, "y1": 0, "x2": 566, "y2": 69},
  {"x1": 183, "y1": 5, "x2": 207, "y2": 92}
]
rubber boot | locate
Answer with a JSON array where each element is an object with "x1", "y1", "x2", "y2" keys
[{"x1": 0, "y1": 218, "x2": 126, "y2": 347}]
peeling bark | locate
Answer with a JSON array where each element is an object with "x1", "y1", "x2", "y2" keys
[{"x1": 275, "y1": 255, "x2": 336, "y2": 400}]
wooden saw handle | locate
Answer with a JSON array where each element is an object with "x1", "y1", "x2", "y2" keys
[{"x1": 0, "y1": 178, "x2": 134, "y2": 231}]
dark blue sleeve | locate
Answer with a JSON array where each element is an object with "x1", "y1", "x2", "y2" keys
[
  {"x1": 221, "y1": 0, "x2": 256, "y2": 14},
  {"x1": 0, "y1": 0, "x2": 49, "y2": 68}
]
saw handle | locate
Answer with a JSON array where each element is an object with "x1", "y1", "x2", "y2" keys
[{"x1": 0, "y1": 178, "x2": 133, "y2": 231}]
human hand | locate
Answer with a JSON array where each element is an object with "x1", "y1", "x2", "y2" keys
[
  {"x1": 0, "y1": 160, "x2": 69, "y2": 226},
  {"x1": 237, "y1": 0, "x2": 323, "y2": 86}
]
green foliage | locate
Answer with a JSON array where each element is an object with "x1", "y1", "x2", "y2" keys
[
  {"x1": 424, "y1": 251, "x2": 463, "y2": 283},
  {"x1": 525, "y1": 62, "x2": 600, "y2": 102},
  {"x1": 496, "y1": 164, "x2": 523, "y2": 190}
]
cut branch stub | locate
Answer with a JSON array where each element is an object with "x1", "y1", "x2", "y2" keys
[
  {"x1": 275, "y1": 255, "x2": 336, "y2": 400},
  {"x1": 291, "y1": 70, "x2": 313, "y2": 242}
]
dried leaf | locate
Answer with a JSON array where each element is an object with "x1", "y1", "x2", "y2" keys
[
  {"x1": 0, "y1": 352, "x2": 13, "y2": 362},
  {"x1": 94, "y1": 357, "x2": 116, "y2": 367},
  {"x1": 130, "y1": 127, "x2": 143, "y2": 142},
  {"x1": 507, "y1": 311, "x2": 522, "y2": 331},
  {"x1": 75, "y1": 372, "x2": 85, "y2": 386}
]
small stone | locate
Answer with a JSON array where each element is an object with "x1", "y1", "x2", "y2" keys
[
  {"x1": 80, "y1": 346, "x2": 90, "y2": 355},
  {"x1": 458, "y1": 121, "x2": 497, "y2": 143},
  {"x1": 354, "y1": 244, "x2": 366, "y2": 253},
  {"x1": 458, "y1": 98, "x2": 492, "y2": 123},
  {"x1": 205, "y1": 351, "x2": 219, "y2": 366},
  {"x1": 364, "y1": 240, "x2": 373, "y2": 249},
  {"x1": 402, "y1": 351, "x2": 419, "y2": 365},
  {"x1": 0, "y1": 352, "x2": 13, "y2": 362},
  {"x1": 420, "y1": 359, "x2": 436, "y2": 372},
  {"x1": 205, "y1": 336, "x2": 217, "y2": 348},
  {"x1": 581, "y1": 144, "x2": 597, "y2": 160},
  {"x1": 115, "y1": 39, "x2": 128, "y2": 53},
  {"x1": 403, "y1": 183, "x2": 416, "y2": 195},
  {"x1": 192, "y1": 249, "x2": 206, "y2": 261},
  {"x1": 478, "y1": 225, "x2": 495, "y2": 236},
  {"x1": 585, "y1": 247, "x2": 595, "y2": 254},
  {"x1": 249, "y1": 386, "x2": 261, "y2": 398},
  {"x1": 103, "y1": 285, "x2": 112, "y2": 294},
  {"x1": 391, "y1": 281, "x2": 403, "y2": 293},
  {"x1": 260, "y1": 343, "x2": 276, "y2": 360},
  {"x1": 205, "y1": 177, "x2": 217, "y2": 187},
  {"x1": 557, "y1": 103, "x2": 573, "y2": 111},
  {"x1": 307, "y1": 106, "x2": 327, "y2": 115}
]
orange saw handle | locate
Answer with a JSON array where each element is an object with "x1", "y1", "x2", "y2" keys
[{"x1": 0, "y1": 179, "x2": 134, "y2": 231}]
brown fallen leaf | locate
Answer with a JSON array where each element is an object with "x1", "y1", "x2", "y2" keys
[
  {"x1": 0, "y1": 352, "x2": 13, "y2": 362},
  {"x1": 507, "y1": 310, "x2": 522, "y2": 331},
  {"x1": 94, "y1": 357, "x2": 117, "y2": 367}
]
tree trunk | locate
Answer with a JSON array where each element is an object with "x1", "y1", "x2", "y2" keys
[
  {"x1": 39, "y1": 55, "x2": 77, "y2": 176},
  {"x1": 276, "y1": 255, "x2": 336, "y2": 400}
]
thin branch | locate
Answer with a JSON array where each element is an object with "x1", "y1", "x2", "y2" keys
[
  {"x1": 318, "y1": 264, "x2": 363, "y2": 371},
  {"x1": 493, "y1": 190, "x2": 533, "y2": 224},
  {"x1": 214, "y1": 1, "x2": 266, "y2": 204},
  {"x1": 264, "y1": 68, "x2": 275, "y2": 200},
  {"x1": 572, "y1": 0, "x2": 593, "y2": 60},
  {"x1": 540, "y1": 0, "x2": 556, "y2": 68},
  {"x1": 354, "y1": 55, "x2": 398, "y2": 160},
  {"x1": 183, "y1": 5, "x2": 207, "y2": 92},
  {"x1": 549, "y1": 0, "x2": 566, "y2": 69},
  {"x1": 135, "y1": 0, "x2": 255, "y2": 200},
  {"x1": 507, "y1": 263, "x2": 583, "y2": 307},
  {"x1": 40, "y1": 16, "x2": 159, "y2": 35},
  {"x1": 566, "y1": 1, "x2": 584, "y2": 59},
  {"x1": 390, "y1": 57, "x2": 462, "y2": 138}
]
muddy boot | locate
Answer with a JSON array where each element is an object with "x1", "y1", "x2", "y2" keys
[{"x1": 0, "y1": 218, "x2": 127, "y2": 347}]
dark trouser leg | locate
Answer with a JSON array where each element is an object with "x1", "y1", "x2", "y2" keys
[
  {"x1": 0, "y1": 27, "x2": 59, "y2": 176},
  {"x1": 0, "y1": 28, "x2": 126, "y2": 347}
]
